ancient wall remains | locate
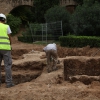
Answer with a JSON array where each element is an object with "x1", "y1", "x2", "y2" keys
[{"x1": 0, "y1": 0, "x2": 33, "y2": 14}]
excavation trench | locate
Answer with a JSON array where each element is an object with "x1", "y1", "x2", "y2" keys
[
  {"x1": 1, "y1": 60, "x2": 46, "y2": 85},
  {"x1": 1, "y1": 48, "x2": 100, "y2": 85}
]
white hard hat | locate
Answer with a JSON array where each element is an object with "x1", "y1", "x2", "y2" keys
[{"x1": 0, "y1": 13, "x2": 6, "y2": 19}]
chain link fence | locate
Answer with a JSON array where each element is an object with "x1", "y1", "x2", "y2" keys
[{"x1": 29, "y1": 21, "x2": 63, "y2": 44}]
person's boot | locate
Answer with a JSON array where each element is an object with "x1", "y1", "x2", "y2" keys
[
  {"x1": 6, "y1": 83, "x2": 15, "y2": 88},
  {"x1": 57, "y1": 60, "x2": 60, "y2": 64},
  {"x1": 47, "y1": 69, "x2": 52, "y2": 73},
  {"x1": 52, "y1": 67, "x2": 58, "y2": 71}
]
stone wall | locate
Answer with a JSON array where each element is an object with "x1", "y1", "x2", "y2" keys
[
  {"x1": 0, "y1": 0, "x2": 33, "y2": 14},
  {"x1": 60, "y1": 0, "x2": 77, "y2": 6},
  {"x1": 0, "y1": 0, "x2": 77, "y2": 14}
]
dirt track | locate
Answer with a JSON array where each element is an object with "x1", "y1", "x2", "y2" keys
[{"x1": 0, "y1": 36, "x2": 100, "y2": 100}]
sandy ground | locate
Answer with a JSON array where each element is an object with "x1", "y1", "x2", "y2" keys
[{"x1": 0, "y1": 36, "x2": 100, "y2": 100}]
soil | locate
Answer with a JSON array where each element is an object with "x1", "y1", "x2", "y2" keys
[{"x1": 0, "y1": 36, "x2": 100, "y2": 100}]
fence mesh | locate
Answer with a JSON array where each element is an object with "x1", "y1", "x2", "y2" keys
[{"x1": 29, "y1": 21, "x2": 63, "y2": 44}]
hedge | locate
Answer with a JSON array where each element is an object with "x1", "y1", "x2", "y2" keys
[{"x1": 59, "y1": 35, "x2": 100, "y2": 47}]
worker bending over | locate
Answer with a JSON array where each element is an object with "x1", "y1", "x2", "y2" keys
[{"x1": 43, "y1": 43, "x2": 58, "y2": 73}]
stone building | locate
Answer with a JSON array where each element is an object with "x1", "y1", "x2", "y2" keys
[
  {"x1": 0, "y1": 0, "x2": 33, "y2": 14},
  {"x1": 0, "y1": 0, "x2": 77, "y2": 14},
  {"x1": 60, "y1": 0, "x2": 77, "y2": 13}
]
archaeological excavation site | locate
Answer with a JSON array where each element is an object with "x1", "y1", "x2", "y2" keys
[{"x1": 0, "y1": 37, "x2": 100, "y2": 100}]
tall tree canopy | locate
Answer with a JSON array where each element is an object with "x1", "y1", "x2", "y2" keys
[
  {"x1": 33, "y1": 0, "x2": 59, "y2": 23},
  {"x1": 74, "y1": 0, "x2": 100, "y2": 5},
  {"x1": 45, "y1": 6, "x2": 71, "y2": 35},
  {"x1": 70, "y1": 2, "x2": 100, "y2": 36}
]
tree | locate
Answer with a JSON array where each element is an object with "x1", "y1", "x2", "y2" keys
[
  {"x1": 74, "y1": 0, "x2": 100, "y2": 5},
  {"x1": 74, "y1": 0, "x2": 83, "y2": 5},
  {"x1": 45, "y1": 5, "x2": 72, "y2": 35},
  {"x1": 70, "y1": 2, "x2": 100, "y2": 36},
  {"x1": 7, "y1": 14, "x2": 22, "y2": 36},
  {"x1": 33, "y1": 0, "x2": 59, "y2": 23}
]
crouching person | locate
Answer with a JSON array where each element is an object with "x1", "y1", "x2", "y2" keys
[{"x1": 43, "y1": 43, "x2": 58, "y2": 73}]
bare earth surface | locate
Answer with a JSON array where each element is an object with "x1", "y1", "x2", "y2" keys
[{"x1": 0, "y1": 36, "x2": 100, "y2": 100}]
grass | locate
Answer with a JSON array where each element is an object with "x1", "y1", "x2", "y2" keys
[{"x1": 32, "y1": 40, "x2": 60, "y2": 46}]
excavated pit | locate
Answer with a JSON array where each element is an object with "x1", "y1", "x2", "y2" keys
[
  {"x1": 1, "y1": 49, "x2": 47, "y2": 85},
  {"x1": 64, "y1": 56, "x2": 100, "y2": 85},
  {"x1": 1, "y1": 47, "x2": 100, "y2": 85},
  {"x1": 1, "y1": 60, "x2": 46, "y2": 85}
]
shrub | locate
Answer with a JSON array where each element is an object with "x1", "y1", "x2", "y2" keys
[
  {"x1": 7, "y1": 14, "x2": 22, "y2": 36},
  {"x1": 59, "y1": 35, "x2": 100, "y2": 47}
]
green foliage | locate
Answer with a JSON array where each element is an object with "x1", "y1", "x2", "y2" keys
[
  {"x1": 29, "y1": 23, "x2": 42, "y2": 35},
  {"x1": 59, "y1": 35, "x2": 100, "y2": 47},
  {"x1": 33, "y1": 0, "x2": 59, "y2": 23},
  {"x1": 74, "y1": 0, "x2": 83, "y2": 5},
  {"x1": 20, "y1": 23, "x2": 42, "y2": 42},
  {"x1": 45, "y1": 5, "x2": 72, "y2": 35},
  {"x1": 74, "y1": 0, "x2": 100, "y2": 5},
  {"x1": 70, "y1": 2, "x2": 100, "y2": 36},
  {"x1": 7, "y1": 14, "x2": 22, "y2": 36}
]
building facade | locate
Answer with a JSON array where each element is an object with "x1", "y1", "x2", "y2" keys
[{"x1": 60, "y1": 0, "x2": 77, "y2": 13}]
